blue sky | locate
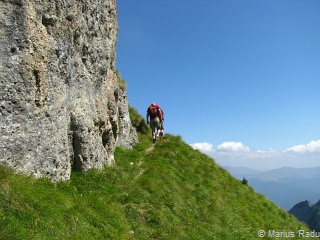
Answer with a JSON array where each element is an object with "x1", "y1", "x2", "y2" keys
[{"x1": 116, "y1": 0, "x2": 320, "y2": 170}]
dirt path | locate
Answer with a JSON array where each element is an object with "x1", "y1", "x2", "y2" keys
[{"x1": 146, "y1": 144, "x2": 155, "y2": 153}]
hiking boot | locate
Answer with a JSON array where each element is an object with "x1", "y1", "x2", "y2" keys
[{"x1": 153, "y1": 137, "x2": 156, "y2": 143}]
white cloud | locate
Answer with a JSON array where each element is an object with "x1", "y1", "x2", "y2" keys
[
  {"x1": 255, "y1": 149, "x2": 277, "y2": 154},
  {"x1": 285, "y1": 140, "x2": 320, "y2": 153},
  {"x1": 190, "y1": 140, "x2": 320, "y2": 170},
  {"x1": 190, "y1": 142, "x2": 213, "y2": 152},
  {"x1": 216, "y1": 142, "x2": 250, "y2": 152}
]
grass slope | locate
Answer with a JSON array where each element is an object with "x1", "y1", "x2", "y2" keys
[{"x1": 0, "y1": 109, "x2": 313, "y2": 239}]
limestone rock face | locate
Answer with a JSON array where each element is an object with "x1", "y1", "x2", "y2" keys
[
  {"x1": 116, "y1": 87, "x2": 138, "y2": 149},
  {"x1": 0, "y1": 0, "x2": 136, "y2": 181}
]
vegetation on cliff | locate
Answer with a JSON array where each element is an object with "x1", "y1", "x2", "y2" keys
[{"x1": 0, "y1": 108, "x2": 313, "y2": 239}]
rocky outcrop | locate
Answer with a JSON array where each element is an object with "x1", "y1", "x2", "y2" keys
[
  {"x1": 116, "y1": 87, "x2": 138, "y2": 149},
  {"x1": 289, "y1": 200, "x2": 320, "y2": 231},
  {"x1": 289, "y1": 200, "x2": 313, "y2": 223},
  {"x1": 0, "y1": 0, "x2": 137, "y2": 181}
]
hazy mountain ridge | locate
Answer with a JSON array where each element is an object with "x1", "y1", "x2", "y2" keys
[
  {"x1": 225, "y1": 166, "x2": 320, "y2": 210},
  {"x1": 251, "y1": 167, "x2": 320, "y2": 182},
  {"x1": 222, "y1": 166, "x2": 263, "y2": 179}
]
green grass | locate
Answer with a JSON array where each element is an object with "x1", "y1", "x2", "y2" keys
[
  {"x1": 116, "y1": 70, "x2": 127, "y2": 91},
  {"x1": 0, "y1": 109, "x2": 315, "y2": 239}
]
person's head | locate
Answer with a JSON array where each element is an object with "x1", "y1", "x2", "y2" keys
[{"x1": 151, "y1": 102, "x2": 156, "y2": 106}]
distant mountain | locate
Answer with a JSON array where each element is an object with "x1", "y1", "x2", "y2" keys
[
  {"x1": 222, "y1": 166, "x2": 263, "y2": 179},
  {"x1": 250, "y1": 167, "x2": 320, "y2": 182},
  {"x1": 225, "y1": 166, "x2": 320, "y2": 210},
  {"x1": 289, "y1": 200, "x2": 320, "y2": 231}
]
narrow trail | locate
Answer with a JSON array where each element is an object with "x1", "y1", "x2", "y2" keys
[
  {"x1": 146, "y1": 135, "x2": 163, "y2": 153},
  {"x1": 134, "y1": 143, "x2": 155, "y2": 179},
  {"x1": 146, "y1": 144, "x2": 155, "y2": 153}
]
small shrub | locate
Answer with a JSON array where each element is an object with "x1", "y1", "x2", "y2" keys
[
  {"x1": 240, "y1": 177, "x2": 248, "y2": 186},
  {"x1": 116, "y1": 70, "x2": 127, "y2": 91},
  {"x1": 129, "y1": 106, "x2": 149, "y2": 134}
]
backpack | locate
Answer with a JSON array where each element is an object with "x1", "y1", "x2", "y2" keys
[{"x1": 149, "y1": 105, "x2": 159, "y2": 118}]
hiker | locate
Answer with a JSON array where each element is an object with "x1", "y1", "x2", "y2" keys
[
  {"x1": 159, "y1": 109, "x2": 164, "y2": 138},
  {"x1": 146, "y1": 102, "x2": 162, "y2": 142}
]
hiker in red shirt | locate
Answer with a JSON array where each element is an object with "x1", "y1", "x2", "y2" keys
[{"x1": 146, "y1": 102, "x2": 162, "y2": 142}]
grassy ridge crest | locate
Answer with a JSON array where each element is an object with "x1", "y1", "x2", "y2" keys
[{"x1": 0, "y1": 107, "x2": 313, "y2": 239}]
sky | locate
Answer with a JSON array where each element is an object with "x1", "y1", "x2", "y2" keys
[{"x1": 115, "y1": 0, "x2": 320, "y2": 170}]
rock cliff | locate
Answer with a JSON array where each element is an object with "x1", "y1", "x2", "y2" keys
[
  {"x1": 0, "y1": 0, "x2": 137, "y2": 181},
  {"x1": 289, "y1": 200, "x2": 320, "y2": 231}
]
